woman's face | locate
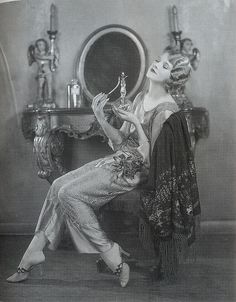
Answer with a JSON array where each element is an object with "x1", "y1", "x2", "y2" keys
[{"x1": 146, "y1": 53, "x2": 173, "y2": 83}]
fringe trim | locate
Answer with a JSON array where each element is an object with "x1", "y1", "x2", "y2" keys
[{"x1": 139, "y1": 215, "x2": 200, "y2": 280}]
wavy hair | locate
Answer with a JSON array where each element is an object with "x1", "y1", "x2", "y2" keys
[{"x1": 165, "y1": 53, "x2": 191, "y2": 92}]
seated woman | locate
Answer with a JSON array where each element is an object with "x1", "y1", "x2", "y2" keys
[{"x1": 7, "y1": 52, "x2": 191, "y2": 287}]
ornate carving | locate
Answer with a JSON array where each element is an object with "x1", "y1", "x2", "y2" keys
[
  {"x1": 54, "y1": 109, "x2": 117, "y2": 142},
  {"x1": 21, "y1": 108, "x2": 110, "y2": 183},
  {"x1": 21, "y1": 111, "x2": 35, "y2": 140},
  {"x1": 54, "y1": 119, "x2": 106, "y2": 141},
  {"x1": 33, "y1": 115, "x2": 66, "y2": 183}
]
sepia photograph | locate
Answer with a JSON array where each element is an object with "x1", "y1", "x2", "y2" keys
[{"x1": 0, "y1": 0, "x2": 235, "y2": 301}]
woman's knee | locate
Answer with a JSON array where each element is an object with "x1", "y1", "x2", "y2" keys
[
  {"x1": 51, "y1": 175, "x2": 67, "y2": 192},
  {"x1": 58, "y1": 185, "x2": 68, "y2": 202},
  {"x1": 58, "y1": 184, "x2": 80, "y2": 203}
]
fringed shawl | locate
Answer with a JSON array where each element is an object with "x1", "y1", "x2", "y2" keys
[{"x1": 140, "y1": 110, "x2": 201, "y2": 279}]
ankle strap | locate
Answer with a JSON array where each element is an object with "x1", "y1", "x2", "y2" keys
[
  {"x1": 17, "y1": 267, "x2": 31, "y2": 273},
  {"x1": 114, "y1": 263, "x2": 123, "y2": 276}
]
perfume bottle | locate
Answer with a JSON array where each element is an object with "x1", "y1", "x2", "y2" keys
[
  {"x1": 67, "y1": 79, "x2": 83, "y2": 108},
  {"x1": 109, "y1": 72, "x2": 132, "y2": 112}
]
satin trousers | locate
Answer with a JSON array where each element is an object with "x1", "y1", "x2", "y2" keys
[{"x1": 35, "y1": 157, "x2": 138, "y2": 254}]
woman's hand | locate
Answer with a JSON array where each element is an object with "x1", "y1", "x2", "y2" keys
[
  {"x1": 114, "y1": 107, "x2": 139, "y2": 125},
  {"x1": 92, "y1": 93, "x2": 109, "y2": 121}
]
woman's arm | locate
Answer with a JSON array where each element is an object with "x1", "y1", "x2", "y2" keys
[
  {"x1": 114, "y1": 107, "x2": 150, "y2": 161},
  {"x1": 117, "y1": 92, "x2": 142, "y2": 135},
  {"x1": 133, "y1": 118, "x2": 149, "y2": 147},
  {"x1": 92, "y1": 93, "x2": 124, "y2": 146}
]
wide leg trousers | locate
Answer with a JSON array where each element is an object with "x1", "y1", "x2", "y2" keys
[{"x1": 35, "y1": 158, "x2": 137, "y2": 254}]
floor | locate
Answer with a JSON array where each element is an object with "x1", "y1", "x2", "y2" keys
[{"x1": 0, "y1": 233, "x2": 235, "y2": 302}]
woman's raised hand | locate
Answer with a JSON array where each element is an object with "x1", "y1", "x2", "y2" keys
[
  {"x1": 114, "y1": 107, "x2": 139, "y2": 125},
  {"x1": 92, "y1": 93, "x2": 109, "y2": 121}
]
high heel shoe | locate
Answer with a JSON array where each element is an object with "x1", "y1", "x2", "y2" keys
[
  {"x1": 6, "y1": 251, "x2": 45, "y2": 283},
  {"x1": 96, "y1": 246, "x2": 130, "y2": 274},
  {"x1": 100, "y1": 242, "x2": 130, "y2": 288}
]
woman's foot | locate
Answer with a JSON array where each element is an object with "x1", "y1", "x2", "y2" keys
[
  {"x1": 6, "y1": 251, "x2": 45, "y2": 283},
  {"x1": 96, "y1": 247, "x2": 130, "y2": 274},
  {"x1": 100, "y1": 242, "x2": 130, "y2": 288},
  {"x1": 114, "y1": 262, "x2": 130, "y2": 288}
]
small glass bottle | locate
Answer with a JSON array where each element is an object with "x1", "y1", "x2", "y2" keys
[{"x1": 67, "y1": 79, "x2": 83, "y2": 108}]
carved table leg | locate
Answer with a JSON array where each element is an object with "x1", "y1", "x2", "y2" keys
[{"x1": 33, "y1": 115, "x2": 67, "y2": 184}]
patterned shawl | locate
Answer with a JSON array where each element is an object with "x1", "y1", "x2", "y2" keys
[{"x1": 140, "y1": 111, "x2": 201, "y2": 278}]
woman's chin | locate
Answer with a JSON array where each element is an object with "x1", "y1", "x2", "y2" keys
[
  {"x1": 146, "y1": 73, "x2": 161, "y2": 83},
  {"x1": 149, "y1": 77, "x2": 162, "y2": 83}
]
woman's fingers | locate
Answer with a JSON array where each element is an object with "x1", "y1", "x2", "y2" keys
[
  {"x1": 115, "y1": 107, "x2": 137, "y2": 124},
  {"x1": 93, "y1": 92, "x2": 103, "y2": 103},
  {"x1": 92, "y1": 93, "x2": 105, "y2": 109},
  {"x1": 115, "y1": 108, "x2": 129, "y2": 117},
  {"x1": 94, "y1": 92, "x2": 103, "y2": 99},
  {"x1": 96, "y1": 93, "x2": 107, "y2": 104},
  {"x1": 92, "y1": 93, "x2": 109, "y2": 121},
  {"x1": 98, "y1": 95, "x2": 109, "y2": 108},
  {"x1": 116, "y1": 108, "x2": 126, "y2": 113},
  {"x1": 113, "y1": 107, "x2": 125, "y2": 115},
  {"x1": 92, "y1": 93, "x2": 103, "y2": 106},
  {"x1": 95, "y1": 94, "x2": 108, "y2": 110},
  {"x1": 115, "y1": 111, "x2": 129, "y2": 120}
]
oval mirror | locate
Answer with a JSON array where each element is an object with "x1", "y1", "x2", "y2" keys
[{"x1": 75, "y1": 25, "x2": 147, "y2": 103}]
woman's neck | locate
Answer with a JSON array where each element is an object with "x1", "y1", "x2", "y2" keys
[
  {"x1": 146, "y1": 81, "x2": 168, "y2": 101},
  {"x1": 142, "y1": 81, "x2": 174, "y2": 112}
]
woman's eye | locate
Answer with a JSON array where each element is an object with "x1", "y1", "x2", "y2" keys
[
  {"x1": 155, "y1": 57, "x2": 161, "y2": 63},
  {"x1": 163, "y1": 63, "x2": 170, "y2": 69}
]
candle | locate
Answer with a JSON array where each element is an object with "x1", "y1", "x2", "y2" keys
[
  {"x1": 67, "y1": 84, "x2": 71, "y2": 108},
  {"x1": 172, "y1": 5, "x2": 179, "y2": 32},
  {"x1": 50, "y1": 4, "x2": 56, "y2": 32}
]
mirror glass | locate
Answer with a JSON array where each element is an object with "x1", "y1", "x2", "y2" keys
[{"x1": 75, "y1": 25, "x2": 147, "y2": 103}]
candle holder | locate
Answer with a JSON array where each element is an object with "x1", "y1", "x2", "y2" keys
[
  {"x1": 171, "y1": 30, "x2": 182, "y2": 53},
  {"x1": 47, "y1": 29, "x2": 58, "y2": 72},
  {"x1": 27, "y1": 3, "x2": 59, "y2": 109},
  {"x1": 164, "y1": 5, "x2": 201, "y2": 110},
  {"x1": 171, "y1": 5, "x2": 181, "y2": 49}
]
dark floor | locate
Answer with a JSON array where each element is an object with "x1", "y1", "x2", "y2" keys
[{"x1": 0, "y1": 233, "x2": 235, "y2": 302}]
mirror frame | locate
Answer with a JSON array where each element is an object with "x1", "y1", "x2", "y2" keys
[{"x1": 75, "y1": 24, "x2": 147, "y2": 103}]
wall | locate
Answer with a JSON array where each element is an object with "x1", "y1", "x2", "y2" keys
[{"x1": 0, "y1": 0, "x2": 235, "y2": 233}]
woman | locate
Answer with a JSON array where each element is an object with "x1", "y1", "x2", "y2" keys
[{"x1": 7, "y1": 52, "x2": 191, "y2": 287}]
